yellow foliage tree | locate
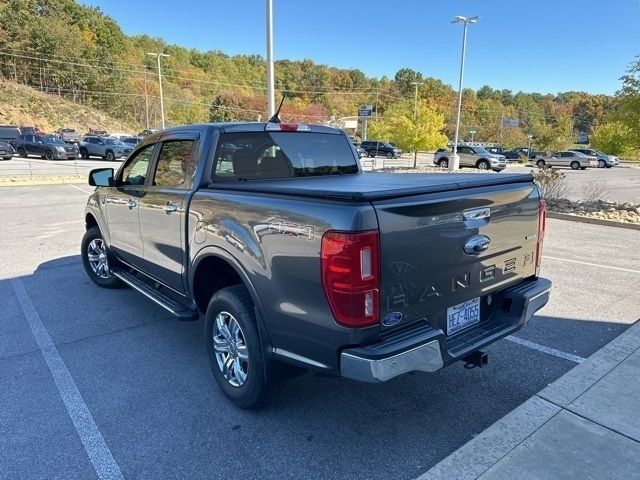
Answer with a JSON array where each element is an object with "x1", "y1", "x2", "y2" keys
[{"x1": 368, "y1": 101, "x2": 448, "y2": 167}]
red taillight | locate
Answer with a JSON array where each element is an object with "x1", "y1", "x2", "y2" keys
[
  {"x1": 536, "y1": 200, "x2": 547, "y2": 276},
  {"x1": 321, "y1": 230, "x2": 380, "y2": 328}
]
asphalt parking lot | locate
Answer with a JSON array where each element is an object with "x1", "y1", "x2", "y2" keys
[{"x1": 1, "y1": 183, "x2": 639, "y2": 480}]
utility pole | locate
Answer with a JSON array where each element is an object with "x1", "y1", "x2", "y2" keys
[
  {"x1": 144, "y1": 68, "x2": 149, "y2": 130},
  {"x1": 266, "y1": 0, "x2": 275, "y2": 117},
  {"x1": 451, "y1": 15, "x2": 479, "y2": 171},
  {"x1": 411, "y1": 81, "x2": 421, "y2": 167},
  {"x1": 411, "y1": 81, "x2": 421, "y2": 119},
  {"x1": 147, "y1": 52, "x2": 170, "y2": 129},
  {"x1": 375, "y1": 89, "x2": 379, "y2": 118}
]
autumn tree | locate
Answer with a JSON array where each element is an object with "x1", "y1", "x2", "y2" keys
[
  {"x1": 369, "y1": 101, "x2": 447, "y2": 166},
  {"x1": 591, "y1": 122, "x2": 635, "y2": 157}
]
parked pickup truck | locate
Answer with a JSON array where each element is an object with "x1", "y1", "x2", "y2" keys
[
  {"x1": 434, "y1": 145, "x2": 507, "y2": 171},
  {"x1": 83, "y1": 121, "x2": 551, "y2": 408}
]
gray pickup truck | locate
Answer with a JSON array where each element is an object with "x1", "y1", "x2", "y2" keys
[{"x1": 83, "y1": 121, "x2": 551, "y2": 408}]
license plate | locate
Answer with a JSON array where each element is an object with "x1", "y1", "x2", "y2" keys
[{"x1": 447, "y1": 297, "x2": 480, "y2": 335}]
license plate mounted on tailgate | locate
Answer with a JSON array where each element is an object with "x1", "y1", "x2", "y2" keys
[{"x1": 447, "y1": 297, "x2": 480, "y2": 335}]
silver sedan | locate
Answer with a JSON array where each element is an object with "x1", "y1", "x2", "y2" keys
[{"x1": 535, "y1": 151, "x2": 597, "y2": 170}]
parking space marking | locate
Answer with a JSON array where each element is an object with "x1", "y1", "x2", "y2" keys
[
  {"x1": 543, "y1": 255, "x2": 640, "y2": 274},
  {"x1": 10, "y1": 278, "x2": 124, "y2": 480},
  {"x1": 506, "y1": 335, "x2": 586, "y2": 364},
  {"x1": 66, "y1": 184, "x2": 93, "y2": 194}
]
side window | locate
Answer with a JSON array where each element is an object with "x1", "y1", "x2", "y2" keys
[
  {"x1": 121, "y1": 144, "x2": 155, "y2": 186},
  {"x1": 151, "y1": 140, "x2": 194, "y2": 188}
]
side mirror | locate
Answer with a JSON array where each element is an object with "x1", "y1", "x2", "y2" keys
[
  {"x1": 98, "y1": 141, "x2": 105, "y2": 146},
  {"x1": 88, "y1": 168, "x2": 114, "y2": 187}
]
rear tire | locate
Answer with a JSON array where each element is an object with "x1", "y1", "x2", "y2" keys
[
  {"x1": 570, "y1": 161, "x2": 580, "y2": 170},
  {"x1": 437, "y1": 158, "x2": 449, "y2": 168},
  {"x1": 536, "y1": 159, "x2": 546, "y2": 168},
  {"x1": 81, "y1": 226, "x2": 123, "y2": 289},
  {"x1": 2, "y1": 156, "x2": 11, "y2": 160},
  {"x1": 204, "y1": 285, "x2": 285, "y2": 409}
]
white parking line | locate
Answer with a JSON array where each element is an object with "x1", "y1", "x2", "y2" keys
[
  {"x1": 543, "y1": 255, "x2": 640, "y2": 274},
  {"x1": 66, "y1": 184, "x2": 93, "y2": 195},
  {"x1": 10, "y1": 278, "x2": 124, "y2": 480},
  {"x1": 506, "y1": 335, "x2": 586, "y2": 363}
]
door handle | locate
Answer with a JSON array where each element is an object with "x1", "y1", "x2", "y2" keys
[
  {"x1": 127, "y1": 199, "x2": 137, "y2": 210},
  {"x1": 164, "y1": 202, "x2": 178, "y2": 214}
]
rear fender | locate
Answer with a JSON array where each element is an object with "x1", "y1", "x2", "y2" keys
[{"x1": 190, "y1": 246, "x2": 275, "y2": 357}]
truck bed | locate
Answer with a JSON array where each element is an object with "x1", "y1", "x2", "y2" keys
[{"x1": 206, "y1": 172, "x2": 534, "y2": 201}]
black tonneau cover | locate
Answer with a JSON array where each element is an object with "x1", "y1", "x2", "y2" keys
[{"x1": 207, "y1": 172, "x2": 534, "y2": 202}]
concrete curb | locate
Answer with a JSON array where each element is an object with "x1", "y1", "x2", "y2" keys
[
  {"x1": 417, "y1": 321, "x2": 640, "y2": 480},
  {"x1": 547, "y1": 211, "x2": 640, "y2": 231}
]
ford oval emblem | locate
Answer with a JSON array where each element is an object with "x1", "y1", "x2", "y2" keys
[
  {"x1": 463, "y1": 235, "x2": 491, "y2": 255},
  {"x1": 383, "y1": 312, "x2": 403, "y2": 327}
]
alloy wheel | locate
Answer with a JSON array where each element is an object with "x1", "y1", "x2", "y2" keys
[
  {"x1": 213, "y1": 311, "x2": 249, "y2": 387},
  {"x1": 86, "y1": 238, "x2": 110, "y2": 279}
]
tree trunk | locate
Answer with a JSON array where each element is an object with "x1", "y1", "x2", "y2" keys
[{"x1": 413, "y1": 150, "x2": 418, "y2": 168}]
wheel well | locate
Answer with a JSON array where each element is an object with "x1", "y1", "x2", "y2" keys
[
  {"x1": 476, "y1": 158, "x2": 490, "y2": 165},
  {"x1": 85, "y1": 213, "x2": 98, "y2": 231},
  {"x1": 192, "y1": 256, "x2": 243, "y2": 312}
]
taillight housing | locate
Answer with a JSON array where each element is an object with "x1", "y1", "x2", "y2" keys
[
  {"x1": 321, "y1": 230, "x2": 380, "y2": 328},
  {"x1": 536, "y1": 200, "x2": 547, "y2": 276}
]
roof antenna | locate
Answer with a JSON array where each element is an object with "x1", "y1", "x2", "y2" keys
[{"x1": 267, "y1": 94, "x2": 286, "y2": 124}]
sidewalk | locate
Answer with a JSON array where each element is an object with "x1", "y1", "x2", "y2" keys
[{"x1": 419, "y1": 320, "x2": 640, "y2": 480}]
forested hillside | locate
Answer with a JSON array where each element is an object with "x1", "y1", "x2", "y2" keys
[{"x1": 0, "y1": 0, "x2": 633, "y2": 153}]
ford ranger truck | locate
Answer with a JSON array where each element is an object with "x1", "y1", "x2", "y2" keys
[{"x1": 82, "y1": 122, "x2": 551, "y2": 409}]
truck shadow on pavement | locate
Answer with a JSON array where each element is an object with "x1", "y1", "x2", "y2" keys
[{"x1": 1, "y1": 255, "x2": 631, "y2": 480}]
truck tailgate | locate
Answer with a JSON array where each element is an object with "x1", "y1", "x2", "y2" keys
[{"x1": 374, "y1": 180, "x2": 540, "y2": 340}]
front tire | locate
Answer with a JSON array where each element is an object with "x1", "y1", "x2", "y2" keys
[
  {"x1": 385, "y1": 152, "x2": 393, "y2": 159},
  {"x1": 477, "y1": 159, "x2": 490, "y2": 170},
  {"x1": 437, "y1": 158, "x2": 449, "y2": 168},
  {"x1": 536, "y1": 159, "x2": 546, "y2": 168},
  {"x1": 81, "y1": 226, "x2": 122, "y2": 288},
  {"x1": 44, "y1": 150, "x2": 54, "y2": 160},
  {"x1": 598, "y1": 159, "x2": 606, "y2": 168},
  {"x1": 205, "y1": 285, "x2": 284, "y2": 409},
  {"x1": 17, "y1": 147, "x2": 26, "y2": 158},
  {"x1": 105, "y1": 150, "x2": 115, "y2": 161},
  {"x1": 80, "y1": 148, "x2": 89, "y2": 159}
]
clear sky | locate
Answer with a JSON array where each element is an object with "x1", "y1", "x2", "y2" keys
[{"x1": 82, "y1": 0, "x2": 640, "y2": 95}]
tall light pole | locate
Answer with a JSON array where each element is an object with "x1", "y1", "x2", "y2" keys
[
  {"x1": 266, "y1": 0, "x2": 275, "y2": 117},
  {"x1": 450, "y1": 15, "x2": 479, "y2": 171},
  {"x1": 147, "y1": 52, "x2": 170, "y2": 129},
  {"x1": 411, "y1": 81, "x2": 421, "y2": 119}
]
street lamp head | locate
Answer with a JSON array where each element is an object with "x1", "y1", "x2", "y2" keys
[{"x1": 451, "y1": 15, "x2": 480, "y2": 24}]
